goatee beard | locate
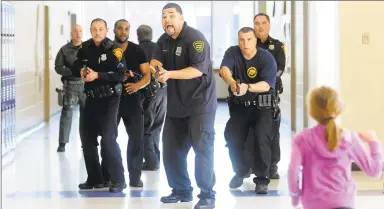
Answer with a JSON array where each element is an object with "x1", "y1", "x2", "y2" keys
[{"x1": 115, "y1": 36, "x2": 127, "y2": 44}]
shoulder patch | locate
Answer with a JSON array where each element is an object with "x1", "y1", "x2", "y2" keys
[
  {"x1": 281, "y1": 44, "x2": 286, "y2": 56},
  {"x1": 113, "y1": 48, "x2": 123, "y2": 62},
  {"x1": 193, "y1": 41, "x2": 204, "y2": 53}
]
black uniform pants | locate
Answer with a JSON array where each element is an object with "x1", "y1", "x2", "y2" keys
[
  {"x1": 244, "y1": 105, "x2": 281, "y2": 174},
  {"x1": 224, "y1": 104, "x2": 274, "y2": 183},
  {"x1": 143, "y1": 88, "x2": 167, "y2": 168},
  {"x1": 82, "y1": 95, "x2": 125, "y2": 185},
  {"x1": 163, "y1": 112, "x2": 216, "y2": 199},
  {"x1": 116, "y1": 94, "x2": 144, "y2": 182}
]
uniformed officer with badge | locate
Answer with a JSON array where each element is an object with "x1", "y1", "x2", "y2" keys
[
  {"x1": 54, "y1": 24, "x2": 86, "y2": 152},
  {"x1": 150, "y1": 3, "x2": 217, "y2": 209},
  {"x1": 220, "y1": 27, "x2": 277, "y2": 194},
  {"x1": 71, "y1": 18, "x2": 126, "y2": 193},
  {"x1": 254, "y1": 13, "x2": 286, "y2": 179},
  {"x1": 111, "y1": 19, "x2": 150, "y2": 187},
  {"x1": 137, "y1": 24, "x2": 167, "y2": 171}
]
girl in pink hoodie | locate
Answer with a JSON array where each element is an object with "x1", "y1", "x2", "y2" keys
[{"x1": 287, "y1": 86, "x2": 383, "y2": 209}]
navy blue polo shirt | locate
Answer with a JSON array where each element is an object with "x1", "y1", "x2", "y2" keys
[
  {"x1": 220, "y1": 46, "x2": 276, "y2": 101},
  {"x1": 152, "y1": 22, "x2": 217, "y2": 118}
]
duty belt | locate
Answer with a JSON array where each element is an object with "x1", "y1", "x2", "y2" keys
[
  {"x1": 63, "y1": 79, "x2": 84, "y2": 85},
  {"x1": 84, "y1": 83, "x2": 122, "y2": 99},
  {"x1": 228, "y1": 94, "x2": 277, "y2": 109}
]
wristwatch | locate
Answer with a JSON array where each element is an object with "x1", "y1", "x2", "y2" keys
[{"x1": 247, "y1": 84, "x2": 252, "y2": 92}]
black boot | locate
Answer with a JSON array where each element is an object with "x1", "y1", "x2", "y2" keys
[
  {"x1": 194, "y1": 198, "x2": 215, "y2": 209},
  {"x1": 160, "y1": 193, "x2": 193, "y2": 203},
  {"x1": 109, "y1": 182, "x2": 127, "y2": 193},
  {"x1": 78, "y1": 181, "x2": 104, "y2": 190},
  {"x1": 57, "y1": 143, "x2": 66, "y2": 152},
  {"x1": 253, "y1": 177, "x2": 270, "y2": 194}
]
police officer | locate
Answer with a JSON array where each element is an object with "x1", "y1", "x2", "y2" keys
[
  {"x1": 137, "y1": 24, "x2": 167, "y2": 171},
  {"x1": 150, "y1": 3, "x2": 217, "y2": 209},
  {"x1": 72, "y1": 18, "x2": 126, "y2": 193},
  {"x1": 254, "y1": 13, "x2": 286, "y2": 179},
  {"x1": 54, "y1": 24, "x2": 86, "y2": 152},
  {"x1": 113, "y1": 19, "x2": 150, "y2": 187},
  {"x1": 220, "y1": 27, "x2": 277, "y2": 194}
]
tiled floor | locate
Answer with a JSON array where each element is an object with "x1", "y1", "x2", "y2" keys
[{"x1": 2, "y1": 102, "x2": 384, "y2": 209}]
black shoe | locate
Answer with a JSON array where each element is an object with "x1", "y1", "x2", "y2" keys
[
  {"x1": 268, "y1": 171, "x2": 280, "y2": 179},
  {"x1": 109, "y1": 183, "x2": 127, "y2": 193},
  {"x1": 57, "y1": 143, "x2": 66, "y2": 152},
  {"x1": 78, "y1": 182, "x2": 104, "y2": 190},
  {"x1": 255, "y1": 183, "x2": 268, "y2": 194},
  {"x1": 160, "y1": 193, "x2": 193, "y2": 203},
  {"x1": 229, "y1": 175, "x2": 244, "y2": 189},
  {"x1": 194, "y1": 198, "x2": 215, "y2": 209},
  {"x1": 142, "y1": 163, "x2": 160, "y2": 171},
  {"x1": 129, "y1": 179, "x2": 143, "y2": 188}
]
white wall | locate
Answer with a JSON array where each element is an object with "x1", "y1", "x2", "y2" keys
[
  {"x1": 82, "y1": 1, "x2": 125, "y2": 41},
  {"x1": 11, "y1": 1, "x2": 83, "y2": 133},
  {"x1": 307, "y1": 1, "x2": 340, "y2": 127}
]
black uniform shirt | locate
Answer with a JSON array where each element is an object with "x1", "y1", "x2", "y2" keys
[
  {"x1": 122, "y1": 41, "x2": 148, "y2": 74},
  {"x1": 220, "y1": 46, "x2": 277, "y2": 101},
  {"x1": 257, "y1": 36, "x2": 286, "y2": 77},
  {"x1": 152, "y1": 22, "x2": 217, "y2": 118},
  {"x1": 72, "y1": 38, "x2": 126, "y2": 90}
]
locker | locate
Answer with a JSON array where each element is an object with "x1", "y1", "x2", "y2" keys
[
  {"x1": 10, "y1": 4, "x2": 16, "y2": 149},
  {"x1": 1, "y1": 2, "x2": 16, "y2": 155}
]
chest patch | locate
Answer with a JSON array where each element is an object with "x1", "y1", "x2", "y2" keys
[
  {"x1": 113, "y1": 48, "x2": 123, "y2": 61},
  {"x1": 247, "y1": 67, "x2": 257, "y2": 78},
  {"x1": 100, "y1": 54, "x2": 107, "y2": 61},
  {"x1": 175, "y1": 46, "x2": 182, "y2": 56},
  {"x1": 269, "y1": 44, "x2": 275, "y2": 50}
]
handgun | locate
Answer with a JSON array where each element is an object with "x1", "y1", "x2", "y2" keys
[
  {"x1": 82, "y1": 59, "x2": 88, "y2": 78},
  {"x1": 236, "y1": 79, "x2": 240, "y2": 95},
  {"x1": 155, "y1": 65, "x2": 160, "y2": 79}
]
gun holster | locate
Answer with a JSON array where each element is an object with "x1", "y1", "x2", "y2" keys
[
  {"x1": 143, "y1": 78, "x2": 161, "y2": 99},
  {"x1": 276, "y1": 77, "x2": 283, "y2": 94},
  {"x1": 56, "y1": 88, "x2": 65, "y2": 106}
]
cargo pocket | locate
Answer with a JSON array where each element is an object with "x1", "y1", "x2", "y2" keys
[{"x1": 63, "y1": 93, "x2": 78, "y2": 107}]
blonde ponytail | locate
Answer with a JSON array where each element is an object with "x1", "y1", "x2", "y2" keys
[
  {"x1": 308, "y1": 86, "x2": 344, "y2": 151},
  {"x1": 325, "y1": 119, "x2": 341, "y2": 151}
]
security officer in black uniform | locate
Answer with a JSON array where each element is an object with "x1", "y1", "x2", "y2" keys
[
  {"x1": 150, "y1": 3, "x2": 217, "y2": 209},
  {"x1": 254, "y1": 13, "x2": 286, "y2": 179},
  {"x1": 137, "y1": 24, "x2": 167, "y2": 171},
  {"x1": 220, "y1": 27, "x2": 277, "y2": 194},
  {"x1": 112, "y1": 19, "x2": 150, "y2": 187},
  {"x1": 71, "y1": 18, "x2": 126, "y2": 193},
  {"x1": 55, "y1": 24, "x2": 86, "y2": 152}
]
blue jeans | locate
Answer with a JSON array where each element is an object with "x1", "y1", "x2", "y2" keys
[{"x1": 162, "y1": 111, "x2": 216, "y2": 199}]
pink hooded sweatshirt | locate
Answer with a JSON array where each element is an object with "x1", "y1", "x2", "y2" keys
[{"x1": 288, "y1": 125, "x2": 383, "y2": 209}]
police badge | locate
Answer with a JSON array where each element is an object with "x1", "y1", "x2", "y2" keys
[{"x1": 100, "y1": 54, "x2": 107, "y2": 61}]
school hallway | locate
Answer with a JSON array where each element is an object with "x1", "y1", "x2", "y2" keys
[{"x1": 2, "y1": 102, "x2": 383, "y2": 209}]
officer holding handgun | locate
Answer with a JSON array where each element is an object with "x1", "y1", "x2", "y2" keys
[
  {"x1": 54, "y1": 24, "x2": 86, "y2": 152},
  {"x1": 111, "y1": 19, "x2": 150, "y2": 187},
  {"x1": 72, "y1": 18, "x2": 126, "y2": 193},
  {"x1": 254, "y1": 13, "x2": 286, "y2": 179},
  {"x1": 220, "y1": 27, "x2": 277, "y2": 194},
  {"x1": 137, "y1": 24, "x2": 167, "y2": 171},
  {"x1": 150, "y1": 3, "x2": 217, "y2": 209}
]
